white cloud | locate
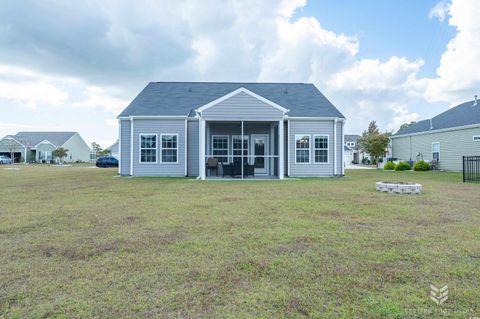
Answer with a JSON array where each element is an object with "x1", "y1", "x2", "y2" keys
[
  {"x1": 429, "y1": 0, "x2": 450, "y2": 22},
  {"x1": 2, "y1": 0, "x2": 478, "y2": 138},
  {"x1": 425, "y1": 0, "x2": 480, "y2": 104},
  {"x1": 0, "y1": 65, "x2": 69, "y2": 109}
]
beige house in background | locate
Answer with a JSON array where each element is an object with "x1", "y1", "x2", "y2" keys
[
  {"x1": 0, "y1": 132, "x2": 91, "y2": 163},
  {"x1": 391, "y1": 98, "x2": 480, "y2": 171}
]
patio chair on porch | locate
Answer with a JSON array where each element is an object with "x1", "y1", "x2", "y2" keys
[
  {"x1": 221, "y1": 162, "x2": 233, "y2": 177},
  {"x1": 206, "y1": 157, "x2": 219, "y2": 176}
]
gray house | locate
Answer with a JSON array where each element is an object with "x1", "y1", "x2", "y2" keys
[
  {"x1": 391, "y1": 97, "x2": 480, "y2": 171},
  {"x1": 0, "y1": 131, "x2": 91, "y2": 163},
  {"x1": 118, "y1": 82, "x2": 345, "y2": 179}
]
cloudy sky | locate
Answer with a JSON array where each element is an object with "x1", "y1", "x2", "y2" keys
[{"x1": 0, "y1": 0, "x2": 478, "y2": 147}]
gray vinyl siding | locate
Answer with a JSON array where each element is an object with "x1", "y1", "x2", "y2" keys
[
  {"x1": 36, "y1": 143, "x2": 56, "y2": 161},
  {"x1": 288, "y1": 120, "x2": 340, "y2": 176},
  {"x1": 201, "y1": 91, "x2": 284, "y2": 121},
  {"x1": 132, "y1": 119, "x2": 186, "y2": 176},
  {"x1": 119, "y1": 119, "x2": 131, "y2": 175},
  {"x1": 61, "y1": 133, "x2": 91, "y2": 162},
  {"x1": 187, "y1": 119, "x2": 199, "y2": 176},
  {"x1": 391, "y1": 127, "x2": 480, "y2": 171}
]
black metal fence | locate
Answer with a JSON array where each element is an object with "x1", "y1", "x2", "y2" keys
[{"x1": 463, "y1": 156, "x2": 480, "y2": 183}]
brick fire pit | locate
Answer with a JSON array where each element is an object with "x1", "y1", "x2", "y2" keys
[{"x1": 375, "y1": 181, "x2": 422, "y2": 194}]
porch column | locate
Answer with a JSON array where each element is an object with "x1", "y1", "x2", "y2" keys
[
  {"x1": 341, "y1": 120, "x2": 345, "y2": 176},
  {"x1": 241, "y1": 121, "x2": 244, "y2": 180},
  {"x1": 334, "y1": 118, "x2": 338, "y2": 176},
  {"x1": 199, "y1": 119, "x2": 206, "y2": 180},
  {"x1": 278, "y1": 120, "x2": 284, "y2": 179}
]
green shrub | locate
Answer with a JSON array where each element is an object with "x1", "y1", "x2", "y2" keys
[
  {"x1": 384, "y1": 161, "x2": 396, "y2": 170},
  {"x1": 413, "y1": 160, "x2": 430, "y2": 171},
  {"x1": 395, "y1": 161, "x2": 411, "y2": 171}
]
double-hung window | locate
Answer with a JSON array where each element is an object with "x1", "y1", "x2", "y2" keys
[
  {"x1": 232, "y1": 135, "x2": 248, "y2": 163},
  {"x1": 212, "y1": 135, "x2": 229, "y2": 163},
  {"x1": 140, "y1": 134, "x2": 157, "y2": 163},
  {"x1": 432, "y1": 142, "x2": 440, "y2": 161},
  {"x1": 161, "y1": 134, "x2": 178, "y2": 163},
  {"x1": 314, "y1": 135, "x2": 329, "y2": 163},
  {"x1": 295, "y1": 134, "x2": 310, "y2": 163}
]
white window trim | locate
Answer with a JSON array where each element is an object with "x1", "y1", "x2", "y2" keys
[
  {"x1": 295, "y1": 134, "x2": 311, "y2": 164},
  {"x1": 473, "y1": 135, "x2": 480, "y2": 141},
  {"x1": 432, "y1": 142, "x2": 440, "y2": 161},
  {"x1": 139, "y1": 133, "x2": 158, "y2": 164},
  {"x1": 160, "y1": 133, "x2": 179, "y2": 164},
  {"x1": 313, "y1": 134, "x2": 329, "y2": 164},
  {"x1": 211, "y1": 135, "x2": 229, "y2": 163},
  {"x1": 232, "y1": 135, "x2": 249, "y2": 160}
]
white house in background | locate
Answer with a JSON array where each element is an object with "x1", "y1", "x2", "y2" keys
[
  {"x1": 0, "y1": 132, "x2": 91, "y2": 163},
  {"x1": 107, "y1": 140, "x2": 119, "y2": 159},
  {"x1": 344, "y1": 145, "x2": 354, "y2": 166},
  {"x1": 391, "y1": 97, "x2": 480, "y2": 171}
]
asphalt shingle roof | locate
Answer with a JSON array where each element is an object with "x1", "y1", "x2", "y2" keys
[
  {"x1": 344, "y1": 134, "x2": 360, "y2": 142},
  {"x1": 119, "y1": 82, "x2": 344, "y2": 118},
  {"x1": 13, "y1": 132, "x2": 76, "y2": 147},
  {"x1": 394, "y1": 99, "x2": 480, "y2": 136}
]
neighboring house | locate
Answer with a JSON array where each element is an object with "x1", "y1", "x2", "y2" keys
[
  {"x1": 107, "y1": 140, "x2": 119, "y2": 159},
  {"x1": 344, "y1": 145, "x2": 354, "y2": 166},
  {"x1": 118, "y1": 82, "x2": 345, "y2": 179},
  {"x1": 391, "y1": 97, "x2": 480, "y2": 171},
  {"x1": 343, "y1": 134, "x2": 372, "y2": 164},
  {"x1": 0, "y1": 132, "x2": 91, "y2": 163}
]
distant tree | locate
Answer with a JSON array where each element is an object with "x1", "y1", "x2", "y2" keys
[
  {"x1": 91, "y1": 142, "x2": 103, "y2": 157},
  {"x1": 99, "y1": 149, "x2": 111, "y2": 157},
  {"x1": 52, "y1": 147, "x2": 69, "y2": 163},
  {"x1": 358, "y1": 121, "x2": 391, "y2": 167},
  {"x1": 399, "y1": 121, "x2": 416, "y2": 131}
]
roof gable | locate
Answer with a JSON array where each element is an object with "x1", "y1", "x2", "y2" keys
[
  {"x1": 118, "y1": 82, "x2": 344, "y2": 118},
  {"x1": 13, "y1": 132, "x2": 76, "y2": 147},
  {"x1": 196, "y1": 87, "x2": 288, "y2": 113},
  {"x1": 394, "y1": 99, "x2": 480, "y2": 136}
]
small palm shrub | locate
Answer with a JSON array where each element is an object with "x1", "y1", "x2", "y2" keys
[
  {"x1": 384, "y1": 161, "x2": 396, "y2": 170},
  {"x1": 413, "y1": 160, "x2": 430, "y2": 171},
  {"x1": 395, "y1": 161, "x2": 411, "y2": 171}
]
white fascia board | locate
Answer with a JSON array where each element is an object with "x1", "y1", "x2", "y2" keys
[
  {"x1": 121, "y1": 115, "x2": 188, "y2": 120},
  {"x1": 195, "y1": 87, "x2": 288, "y2": 113},
  {"x1": 286, "y1": 116, "x2": 345, "y2": 122},
  {"x1": 391, "y1": 123, "x2": 480, "y2": 139},
  {"x1": 1, "y1": 136, "x2": 26, "y2": 147},
  {"x1": 34, "y1": 139, "x2": 57, "y2": 148}
]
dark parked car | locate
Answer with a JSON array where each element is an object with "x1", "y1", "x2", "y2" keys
[{"x1": 95, "y1": 157, "x2": 118, "y2": 168}]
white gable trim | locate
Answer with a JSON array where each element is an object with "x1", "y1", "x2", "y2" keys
[
  {"x1": 1, "y1": 136, "x2": 26, "y2": 147},
  {"x1": 34, "y1": 139, "x2": 57, "y2": 148},
  {"x1": 391, "y1": 123, "x2": 480, "y2": 138},
  {"x1": 195, "y1": 87, "x2": 289, "y2": 113}
]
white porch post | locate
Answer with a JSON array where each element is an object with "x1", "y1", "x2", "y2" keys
[
  {"x1": 341, "y1": 120, "x2": 345, "y2": 176},
  {"x1": 334, "y1": 118, "x2": 338, "y2": 176},
  {"x1": 278, "y1": 120, "x2": 284, "y2": 179},
  {"x1": 199, "y1": 119, "x2": 206, "y2": 180},
  {"x1": 241, "y1": 121, "x2": 244, "y2": 180},
  {"x1": 130, "y1": 117, "x2": 134, "y2": 176}
]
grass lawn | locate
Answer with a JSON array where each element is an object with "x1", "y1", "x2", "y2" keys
[{"x1": 0, "y1": 165, "x2": 479, "y2": 318}]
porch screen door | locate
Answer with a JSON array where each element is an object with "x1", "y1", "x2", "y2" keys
[{"x1": 251, "y1": 134, "x2": 268, "y2": 175}]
